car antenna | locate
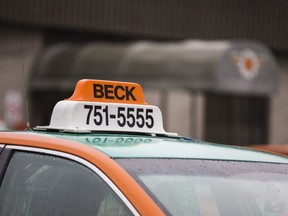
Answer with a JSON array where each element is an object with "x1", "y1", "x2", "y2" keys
[
  {"x1": 23, "y1": 70, "x2": 32, "y2": 131},
  {"x1": 18, "y1": 25, "x2": 32, "y2": 131}
]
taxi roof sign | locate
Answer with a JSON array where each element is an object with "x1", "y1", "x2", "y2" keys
[
  {"x1": 36, "y1": 79, "x2": 176, "y2": 136},
  {"x1": 68, "y1": 79, "x2": 147, "y2": 105}
]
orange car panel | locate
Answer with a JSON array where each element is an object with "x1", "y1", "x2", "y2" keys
[{"x1": 0, "y1": 132, "x2": 164, "y2": 216}]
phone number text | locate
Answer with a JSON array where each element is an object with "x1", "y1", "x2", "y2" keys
[{"x1": 84, "y1": 105, "x2": 155, "y2": 129}]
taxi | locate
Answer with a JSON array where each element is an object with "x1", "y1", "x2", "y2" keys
[{"x1": 1, "y1": 79, "x2": 288, "y2": 216}]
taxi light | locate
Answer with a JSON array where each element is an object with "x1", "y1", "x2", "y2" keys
[
  {"x1": 35, "y1": 79, "x2": 176, "y2": 136},
  {"x1": 68, "y1": 79, "x2": 147, "y2": 105}
]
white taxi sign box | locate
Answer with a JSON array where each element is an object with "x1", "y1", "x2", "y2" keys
[{"x1": 36, "y1": 79, "x2": 175, "y2": 135}]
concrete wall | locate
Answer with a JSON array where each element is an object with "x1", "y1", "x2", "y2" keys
[
  {"x1": 144, "y1": 88, "x2": 205, "y2": 138},
  {"x1": 269, "y1": 58, "x2": 288, "y2": 144},
  {"x1": 0, "y1": 28, "x2": 43, "y2": 128}
]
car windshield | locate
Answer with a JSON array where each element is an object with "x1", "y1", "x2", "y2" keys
[{"x1": 116, "y1": 159, "x2": 288, "y2": 216}]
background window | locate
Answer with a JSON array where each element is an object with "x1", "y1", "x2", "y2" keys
[{"x1": 205, "y1": 94, "x2": 268, "y2": 146}]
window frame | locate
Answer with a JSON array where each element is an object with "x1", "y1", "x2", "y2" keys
[
  {"x1": 2, "y1": 145, "x2": 139, "y2": 216},
  {"x1": 0, "y1": 144, "x2": 4, "y2": 154},
  {"x1": 0, "y1": 146, "x2": 13, "y2": 186}
]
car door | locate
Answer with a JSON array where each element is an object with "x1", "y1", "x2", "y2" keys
[{"x1": 0, "y1": 145, "x2": 137, "y2": 216}]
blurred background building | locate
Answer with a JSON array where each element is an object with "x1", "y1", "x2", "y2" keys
[{"x1": 0, "y1": 0, "x2": 287, "y2": 146}]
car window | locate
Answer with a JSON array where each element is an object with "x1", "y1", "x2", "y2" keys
[
  {"x1": 117, "y1": 158, "x2": 288, "y2": 216},
  {"x1": 0, "y1": 151, "x2": 132, "y2": 216},
  {"x1": 0, "y1": 145, "x2": 3, "y2": 154}
]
